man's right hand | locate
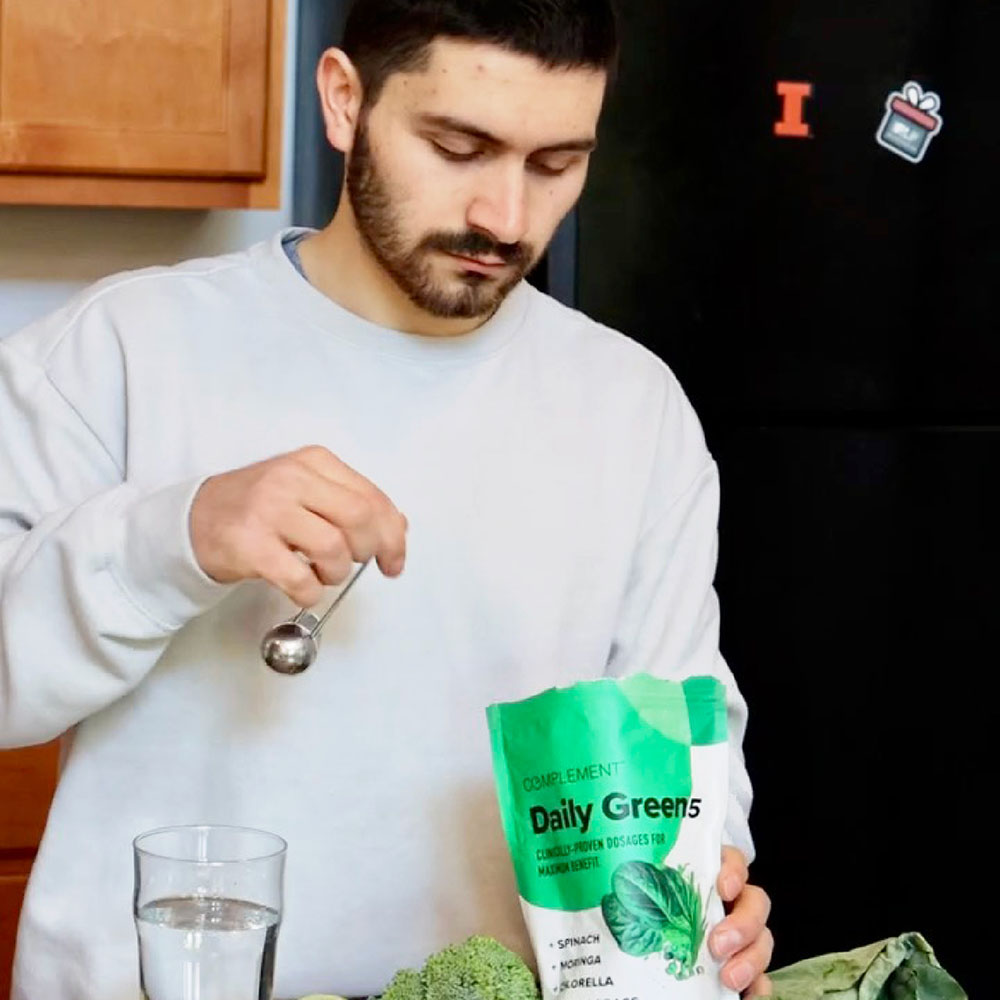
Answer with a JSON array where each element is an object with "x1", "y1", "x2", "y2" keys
[{"x1": 189, "y1": 446, "x2": 408, "y2": 607}]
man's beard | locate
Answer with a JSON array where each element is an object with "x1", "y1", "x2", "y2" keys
[{"x1": 346, "y1": 118, "x2": 536, "y2": 321}]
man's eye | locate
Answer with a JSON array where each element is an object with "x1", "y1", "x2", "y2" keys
[
  {"x1": 432, "y1": 141, "x2": 481, "y2": 162},
  {"x1": 529, "y1": 158, "x2": 575, "y2": 177}
]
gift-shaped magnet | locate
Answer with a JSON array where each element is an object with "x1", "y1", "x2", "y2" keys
[{"x1": 876, "y1": 81, "x2": 943, "y2": 163}]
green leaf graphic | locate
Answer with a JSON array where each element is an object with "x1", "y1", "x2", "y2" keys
[
  {"x1": 602, "y1": 860, "x2": 707, "y2": 980},
  {"x1": 612, "y1": 862, "x2": 677, "y2": 927},
  {"x1": 600, "y1": 892, "x2": 664, "y2": 958}
]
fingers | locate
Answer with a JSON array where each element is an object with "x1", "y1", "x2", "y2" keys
[
  {"x1": 719, "y1": 927, "x2": 774, "y2": 996},
  {"x1": 257, "y1": 540, "x2": 327, "y2": 609},
  {"x1": 189, "y1": 446, "x2": 409, "y2": 600},
  {"x1": 285, "y1": 490, "x2": 376, "y2": 568},
  {"x1": 278, "y1": 508, "x2": 355, "y2": 585},
  {"x1": 710, "y1": 883, "x2": 773, "y2": 995},
  {"x1": 718, "y1": 846, "x2": 750, "y2": 903},
  {"x1": 293, "y1": 446, "x2": 408, "y2": 575},
  {"x1": 711, "y1": 883, "x2": 772, "y2": 954}
]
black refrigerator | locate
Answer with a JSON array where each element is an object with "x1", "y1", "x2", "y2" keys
[
  {"x1": 573, "y1": 4, "x2": 996, "y2": 996},
  {"x1": 293, "y1": 2, "x2": 995, "y2": 993}
]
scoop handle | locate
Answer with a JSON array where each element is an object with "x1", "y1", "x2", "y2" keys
[{"x1": 308, "y1": 561, "x2": 370, "y2": 639}]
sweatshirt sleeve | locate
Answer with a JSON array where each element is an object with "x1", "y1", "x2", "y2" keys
[
  {"x1": 0, "y1": 336, "x2": 231, "y2": 749},
  {"x1": 606, "y1": 386, "x2": 755, "y2": 864}
]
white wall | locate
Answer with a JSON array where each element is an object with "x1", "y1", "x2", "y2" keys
[{"x1": 0, "y1": 0, "x2": 299, "y2": 340}]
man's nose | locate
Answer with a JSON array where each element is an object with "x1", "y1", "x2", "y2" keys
[{"x1": 466, "y1": 162, "x2": 529, "y2": 248}]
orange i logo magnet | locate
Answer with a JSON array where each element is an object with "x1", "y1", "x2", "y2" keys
[{"x1": 775, "y1": 82, "x2": 814, "y2": 138}]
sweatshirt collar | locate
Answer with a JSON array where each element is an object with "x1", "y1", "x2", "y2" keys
[{"x1": 256, "y1": 227, "x2": 531, "y2": 365}]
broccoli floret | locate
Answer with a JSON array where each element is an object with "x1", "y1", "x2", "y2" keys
[
  {"x1": 376, "y1": 936, "x2": 540, "y2": 1000},
  {"x1": 421, "y1": 936, "x2": 540, "y2": 1000},
  {"x1": 379, "y1": 967, "x2": 424, "y2": 1000}
]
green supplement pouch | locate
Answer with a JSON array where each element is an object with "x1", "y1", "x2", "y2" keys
[{"x1": 487, "y1": 674, "x2": 737, "y2": 1000}]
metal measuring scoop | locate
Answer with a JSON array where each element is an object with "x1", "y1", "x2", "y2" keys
[{"x1": 260, "y1": 562, "x2": 369, "y2": 674}]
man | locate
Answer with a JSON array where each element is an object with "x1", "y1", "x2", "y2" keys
[{"x1": 0, "y1": 1, "x2": 772, "y2": 997}]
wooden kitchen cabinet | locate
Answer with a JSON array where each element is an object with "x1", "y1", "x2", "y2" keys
[
  {"x1": 0, "y1": 0, "x2": 284, "y2": 208},
  {"x1": 0, "y1": 742, "x2": 59, "y2": 1000}
]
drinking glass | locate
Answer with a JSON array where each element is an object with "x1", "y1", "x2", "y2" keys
[{"x1": 133, "y1": 825, "x2": 287, "y2": 1000}]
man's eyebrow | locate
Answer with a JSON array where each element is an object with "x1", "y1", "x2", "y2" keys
[
  {"x1": 415, "y1": 114, "x2": 597, "y2": 154},
  {"x1": 417, "y1": 114, "x2": 499, "y2": 144},
  {"x1": 535, "y1": 137, "x2": 599, "y2": 154}
]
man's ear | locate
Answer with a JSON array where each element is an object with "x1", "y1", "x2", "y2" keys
[{"x1": 316, "y1": 48, "x2": 365, "y2": 154}]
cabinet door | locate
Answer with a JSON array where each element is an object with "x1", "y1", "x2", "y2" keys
[
  {"x1": 0, "y1": 872, "x2": 28, "y2": 1000},
  {"x1": 0, "y1": 743, "x2": 59, "y2": 999},
  {"x1": 0, "y1": 0, "x2": 269, "y2": 178}
]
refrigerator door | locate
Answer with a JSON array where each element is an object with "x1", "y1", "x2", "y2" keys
[
  {"x1": 715, "y1": 426, "x2": 995, "y2": 996},
  {"x1": 577, "y1": 2, "x2": 1000, "y2": 419},
  {"x1": 575, "y1": 4, "x2": 996, "y2": 995}
]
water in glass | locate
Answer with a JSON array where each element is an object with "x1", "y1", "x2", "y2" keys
[{"x1": 136, "y1": 895, "x2": 279, "y2": 1000}]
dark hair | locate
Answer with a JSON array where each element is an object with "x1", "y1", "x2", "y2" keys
[{"x1": 342, "y1": 0, "x2": 619, "y2": 107}]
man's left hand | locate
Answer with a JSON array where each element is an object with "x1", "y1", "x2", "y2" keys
[{"x1": 710, "y1": 846, "x2": 773, "y2": 997}]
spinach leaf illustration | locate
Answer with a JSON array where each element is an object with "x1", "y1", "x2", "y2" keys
[
  {"x1": 611, "y1": 861, "x2": 677, "y2": 928},
  {"x1": 600, "y1": 892, "x2": 664, "y2": 957},
  {"x1": 601, "y1": 860, "x2": 707, "y2": 980}
]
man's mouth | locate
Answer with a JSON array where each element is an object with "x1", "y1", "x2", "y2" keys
[{"x1": 445, "y1": 252, "x2": 509, "y2": 274}]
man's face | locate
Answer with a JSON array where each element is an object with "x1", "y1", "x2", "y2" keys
[{"x1": 345, "y1": 39, "x2": 607, "y2": 320}]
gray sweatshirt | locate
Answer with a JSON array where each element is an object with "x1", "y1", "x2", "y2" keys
[{"x1": 0, "y1": 229, "x2": 752, "y2": 999}]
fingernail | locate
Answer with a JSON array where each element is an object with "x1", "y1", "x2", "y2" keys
[
  {"x1": 722, "y1": 874, "x2": 742, "y2": 899},
  {"x1": 727, "y1": 960, "x2": 754, "y2": 993},
  {"x1": 711, "y1": 929, "x2": 742, "y2": 959}
]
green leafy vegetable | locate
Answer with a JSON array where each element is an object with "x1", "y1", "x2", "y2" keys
[{"x1": 601, "y1": 860, "x2": 707, "y2": 980}]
